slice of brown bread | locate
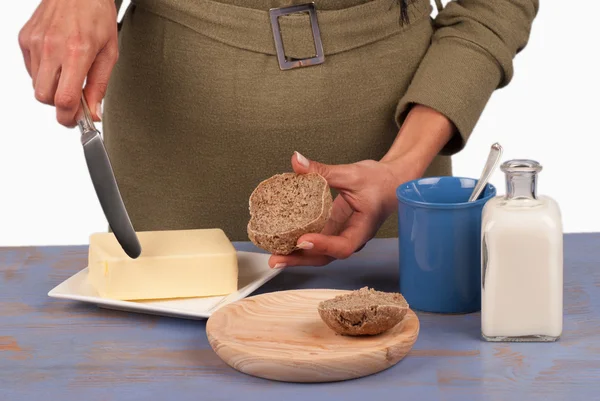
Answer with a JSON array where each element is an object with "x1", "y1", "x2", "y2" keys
[
  {"x1": 318, "y1": 287, "x2": 409, "y2": 336},
  {"x1": 247, "y1": 172, "x2": 333, "y2": 255}
]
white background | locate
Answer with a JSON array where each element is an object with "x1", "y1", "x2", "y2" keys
[{"x1": 1, "y1": 1, "x2": 599, "y2": 246}]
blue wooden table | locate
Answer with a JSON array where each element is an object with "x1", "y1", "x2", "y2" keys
[{"x1": 1, "y1": 234, "x2": 599, "y2": 400}]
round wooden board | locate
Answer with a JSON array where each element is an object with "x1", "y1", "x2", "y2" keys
[{"x1": 206, "y1": 289, "x2": 420, "y2": 383}]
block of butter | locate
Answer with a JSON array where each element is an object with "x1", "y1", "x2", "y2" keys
[{"x1": 87, "y1": 228, "x2": 238, "y2": 300}]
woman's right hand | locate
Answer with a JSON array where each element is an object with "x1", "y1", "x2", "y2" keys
[{"x1": 18, "y1": 0, "x2": 119, "y2": 127}]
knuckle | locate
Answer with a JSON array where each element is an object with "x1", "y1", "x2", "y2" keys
[
  {"x1": 66, "y1": 36, "x2": 91, "y2": 55},
  {"x1": 314, "y1": 163, "x2": 328, "y2": 177},
  {"x1": 336, "y1": 243, "x2": 354, "y2": 260},
  {"x1": 108, "y1": 47, "x2": 119, "y2": 64},
  {"x1": 29, "y1": 30, "x2": 44, "y2": 47},
  {"x1": 55, "y1": 91, "x2": 79, "y2": 109},
  {"x1": 337, "y1": 249, "x2": 352, "y2": 260},
  {"x1": 18, "y1": 28, "x2": 29, "y2": 48},
  {"x1": 323, "y1": 242, "x2": 345, "y2": 260},
  {"x1": 41, "y1": 32, "x2": 60, "y2": 55},
  {"x1": 348, "y1": 165, "x2": 363, "y2": 184},
  {"x1": 93, "y1": 82, "x2": 109, "y2": 96},
  {"x1": 349, "y1": 164, "x2": 362, "y2": 176},
  {"x1": 42, "y1": 28, "x2": 63, "y2": 53},
  {"x1": 357, "y1": 159, "x2": 377, "y2": 167}
]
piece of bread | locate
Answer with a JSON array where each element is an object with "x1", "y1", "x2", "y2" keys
[
  {"x1": 318, "y1": 287, "x2": 409, "y2": 336},
  {"x1": 247, "y1": 172, "x2": 333, "y2": 255}
]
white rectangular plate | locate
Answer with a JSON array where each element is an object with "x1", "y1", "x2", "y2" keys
[{"x1": 48, "y1": 251, "x2": 281, "y2": 320}]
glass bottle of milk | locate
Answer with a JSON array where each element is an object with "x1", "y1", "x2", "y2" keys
[{"x1": 481, "y1": 159, "x2": 563, "y2": 342}]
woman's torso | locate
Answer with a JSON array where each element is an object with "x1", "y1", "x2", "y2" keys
[{"x1": 103, "y1": 0, "x2": 451, "y2": 241}]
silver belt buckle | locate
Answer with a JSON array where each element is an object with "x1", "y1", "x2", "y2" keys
[{"x1": 269, "y1": 3, "x2": 325, "y2": 70}]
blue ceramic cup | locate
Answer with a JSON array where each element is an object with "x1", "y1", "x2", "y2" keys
[{"x1": 396, "y1": 177, "x2": 496, "y2": 314}]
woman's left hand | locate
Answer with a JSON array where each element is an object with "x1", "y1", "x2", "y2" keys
[
  {"x1": 268, "y1": 151, "x2": 416, "y2": 269},
  {"x1": 267, "y1": 105, "x2": 456, "y2": 269}
]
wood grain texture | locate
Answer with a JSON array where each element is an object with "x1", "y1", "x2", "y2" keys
[
  {"x1": 0, "y1": 234, "x2": 599, "y2": 400},
  {"x1": 206, "y1": 289, "x2": 419, "y2": 382}
]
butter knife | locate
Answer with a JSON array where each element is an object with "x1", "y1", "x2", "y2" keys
[{"x1": 76, "y1": 95, "x2": 142, "y2": 258}]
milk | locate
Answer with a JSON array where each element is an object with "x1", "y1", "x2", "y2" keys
[{"x1": 481, "y1": 160, "x2": 563, "y2": 342}]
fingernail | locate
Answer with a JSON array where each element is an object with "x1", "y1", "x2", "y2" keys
[
  {"x1": 295, "y1": 151, "x2": 310, "y2": 168},
  {"x1": 297, "y1": 241, "x2": 314, "y2": 250},
  {"x1": 273, "y1": 263, "x2": 287, "y2": 269},
  {"x1": 97, "y1": 102, "x2": 103, "y2": 120}
]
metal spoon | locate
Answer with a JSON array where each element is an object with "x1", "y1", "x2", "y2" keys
[{"x1": 468, "y1": 143, "x2": 503, "y2": 202}]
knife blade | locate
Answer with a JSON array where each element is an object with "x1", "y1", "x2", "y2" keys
[{"x1": 76, "y1": 95, "x2": 142, "y2": 259}]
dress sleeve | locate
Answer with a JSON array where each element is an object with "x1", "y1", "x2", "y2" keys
[{"x1": 395, "y1": 0, "x2": 539, "y2": 155}]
